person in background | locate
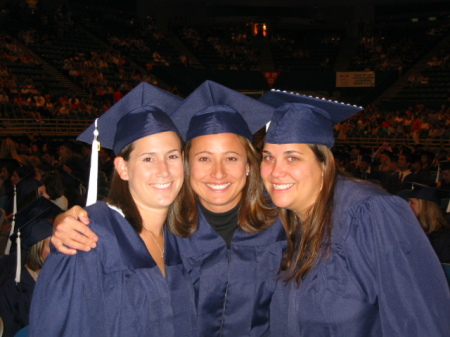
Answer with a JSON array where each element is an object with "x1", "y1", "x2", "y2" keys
[
  {"x1": 438, "y1": 160, "x2": 450, "y2": 190},
  {"x1": 40, "y1": 170, "x2": 69, "y2": 211},
  {"x1": 259, "y1": 90, "x2": 450, "y2": 336},
  {"x1": 50, "y1": 81, "x2": 285, "y2": 336},
  {"x1": 10, "y1": 163, "x2": 42, "y2": 212},
  {"x1": 408, "y1": 183, "x2": 450, "y2": 263},
  {"x1": 0, "y1": 159, "x2": 15, "y2": 210},
  {"x1": 0, "y1": 197, "x2": 62, "y2": 337},
  {"x1": 29, "y1": 82, "x2": 198, "y2": 336}
]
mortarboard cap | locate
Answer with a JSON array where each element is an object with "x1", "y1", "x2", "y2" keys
[
  {"x1": 10, "y1": 196, "x2": 63, "y2": 250},
  {"x1": 259, "y1": 90, "x2": 364, "y2": 147},
  {"x1": 408, "y1": 182, "x2": 450, "y2": 205},
  {"x1": 169, "y1": 80, "x2": 275, "y2": 142},
  {"x1": 77, "y1": 82, "x2": 183, "y2": 155}
]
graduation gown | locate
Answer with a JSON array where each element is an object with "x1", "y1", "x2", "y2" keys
[
  {"x1": 428, "y1": 227, "x2": 450, "y2": 263},
  {"x1": 175, "y1": 207, "x2": 286, "y2": 337},
  {"x1": 270, "y1": 177, "x2": 450, "y2": 337},
  {"x1": 0, "y1": 255, "x2": 36, "y2": 337},
  {"x1": 29, "y1": 202, "x2": 198, "y2": 337}
]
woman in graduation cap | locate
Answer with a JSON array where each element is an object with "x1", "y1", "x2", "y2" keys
[
  {"x1": 259, "y1": 90, "x2": 450, "y2": 337},
  {"x1": 408, "y1": 184, "x2": 450, "y2": 263},
  {"x1": 29, "y1": 83, "x2": 198, "y2": 337},
  {"x1": 50, "y1": 81, "x2": 285, "y2": 336},
  {"x1": 0, "y1": 197, "x2": 62, "y2": 337}
]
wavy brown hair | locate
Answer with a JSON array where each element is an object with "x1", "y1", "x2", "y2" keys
[
  {"x1": 171, "y1": 134, "x2": 278, "y2": 236},
  {"x1": 416, "y1": 199, "x2": 449, "y2": 234},
  {"x1": 106, "y1": 133, "x2": 187, "y2": 236},
  {"x1": 279, "y1": 144, "x2": 337, "y2": 286}
]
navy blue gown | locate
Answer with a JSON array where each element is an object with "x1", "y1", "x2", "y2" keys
[
  {"x1": 0, "y1": 254, "x2": 36, "y2": 337},
  {"x1": 29, "y1": 202, "x2": 198, "y2": 337},
  {"x1": 175, "y1": 207, "x2": 286, "y2": 337},
  {"x1": 269, "y1": 177, "x2": 450, "y2": 336}
]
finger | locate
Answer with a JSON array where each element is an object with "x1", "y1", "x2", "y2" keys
[
  {"x1": 73, "y1": 206, "x2": 90, "y2": 225},
  {"x1": 74, "y1": 222, "x2": 98, "y2": 243},
  {"x1": 55, "y1": 222, "x2": 97, "y2": 249},
  {"x1": 50, "y1": 236, "x2": 77, "y2": 255}
]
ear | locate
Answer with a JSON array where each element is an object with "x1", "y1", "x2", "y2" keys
[{"x1": 114, "y1": 156, "x2": 129, "y2": 181}]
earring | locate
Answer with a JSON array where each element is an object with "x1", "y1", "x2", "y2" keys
[{"x1": 246, "y1": 172, "x2": 249, "y2": 176}]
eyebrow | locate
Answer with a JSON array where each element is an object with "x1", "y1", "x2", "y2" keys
[
  {"x1": 139, "y1": 149, "x2": 181, "y2": 157},
  {"x1": 193, "y1": 150, "x2": 242, "y2": 156},
  {"x1": 262, "y1": 150, "x2": 304, "y2": 155}
]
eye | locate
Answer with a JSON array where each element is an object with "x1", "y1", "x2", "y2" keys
[
  {"x1": 143, "y1": 157, "x2": 154, "y2": 162},
  {"x1": 168, "y1": 154, "x2": 180, "y2": 160},
  {"x1": 198, "y1": 156, "x2": 210, "y2": 162},
  {"x1": 262, "y1": 155, "x2": 274, "y2": 162},
  {"x1": 226, "y1": 156, "x2": 238, "y2": 162},
  {"x1": 287, "y1": 156, "x2": 299, "y2": 162}
]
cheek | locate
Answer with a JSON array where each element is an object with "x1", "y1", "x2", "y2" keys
[
  {"x1": 260, "y1": 164, "x2": 270, "y2": 180},
  {"x1": 171, "y1": 163, "x2": 184, "y2": 181}
]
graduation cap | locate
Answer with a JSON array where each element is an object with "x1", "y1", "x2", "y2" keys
[
  {"x1": 259, "y1": 89, "x2": 364, "y2": 147},
  {"x1": 10, "y1": 196, "x2": 62, "y2": 249},
  {"x1": 169, "y1": 80, "x2": 275, "y2": 142},
  {"x1": 77, "y1": 82, "x2": 183, "y2": 155},
  {"x1": 76, "y1": 82, "x2": 183, "y2": 206},
  {"x1": 407, "y1": 182, "x2": 450, "y2": 211},
  {"x1": 409, "y1": 183, "x2": 441, "y2": 204},
  {"x1": 8, "y1": 197, "x2": 63, "y2": 283}
]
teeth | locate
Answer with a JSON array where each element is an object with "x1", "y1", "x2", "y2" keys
[
  {"x1": 152, "y1": 183, "x2": 172, "y2": 189},
  {"x1": 207, "y1": 183, "x2": 231, "y2": 190},
  {"x1": 273, "y1": 183, "x2": 293, "y2": 190}
]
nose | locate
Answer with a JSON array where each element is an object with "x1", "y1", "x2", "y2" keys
[
  {"x1": 270, "y1": 160, "x2": 286, "y2": 178},
  {"x1": 211, "y1": 161, "x2": 226, "y2": 179},
  {"x1": 156, "y1": 159, "x2": 170, "y2": 177}
]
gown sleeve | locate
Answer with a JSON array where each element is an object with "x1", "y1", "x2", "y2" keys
[
  {"x1": 347, "y1": 193, "x2": 450, "y2": 336},
  {"x1": 29, "y1": 246, "x2": 109, "y2": 337}
]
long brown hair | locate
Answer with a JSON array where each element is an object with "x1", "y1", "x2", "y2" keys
[
  {"x1": 171, "y1": 134, "x2": 278, "y2": 236},
  {"x1": 416, "y1": 199, "x2": 449, "y2": 234},
  {"x1": 106, "y1": 133, "x2": 188, "y2": 236},
  {"x1": 280, "y1": 144, "x2": 337, "y2": 286}
]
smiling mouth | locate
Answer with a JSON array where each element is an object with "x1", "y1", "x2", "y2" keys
[
  {"x1": 151, "y1": 182, "x2": 172, "y2": 189},
  {"x1": 206, "y1": 183, "x2": 231, "y2": 190},
  {"x1": 273, "y1": 183, "x2": 294, "y2": 190}
]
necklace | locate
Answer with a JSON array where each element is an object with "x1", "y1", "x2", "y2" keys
[{"x1": 149, "y1": 231, "x2": 164, "y2": 258}]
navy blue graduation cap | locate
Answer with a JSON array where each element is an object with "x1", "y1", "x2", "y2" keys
[
  {"x1": 169, "y1": 80, "x2": 275, "y2": 142},
  {"x1": 76, "y1": 82, "x2": 183, "y2": 206},
  {"x1": 77, "y1": 82, "x2": 183, "y2": 155},
  {"x1": 9, "y1": 197, "x2": 62, "y2": 283},
  {"x1": 408, "y1": 182, "x2": 450, "y2": 207},
  {"x1": 10, "y1": 196, "x2": 63, "y2": 250},
  {"x1": 259, "y1": 90, "x2": 364, "y2": 147}
]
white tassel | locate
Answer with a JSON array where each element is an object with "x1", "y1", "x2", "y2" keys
[
  {"x1": 15, "y1": 231, "x2": 21, "y2": 283},
  {"x1": 4, "y1": 186, "x2": 17, "y2": 255},
  {"x1": 436, "y1": 164, "x2": 440, "y2": 185},
  {"x1": 86, "y1": 118, "x2": 100, "y2": 206}
]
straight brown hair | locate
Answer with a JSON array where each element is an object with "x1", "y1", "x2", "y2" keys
[
  {"x1": 106, "y1": 133, "x2": 188, "y2": 236},
  {"x1": 279, "y1": 144, "x2": 337, "y2": 286}
]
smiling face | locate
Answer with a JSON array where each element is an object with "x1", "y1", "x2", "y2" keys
[
  {"x1": 115, "y1": 131, "x2": 184, "y2": 213},
  {"x1": 188, "y1": 133, "x2": 249, "y2": 213},
  {"x1": 261, "y1": 143, "x2": 323, "y2": 217}
]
